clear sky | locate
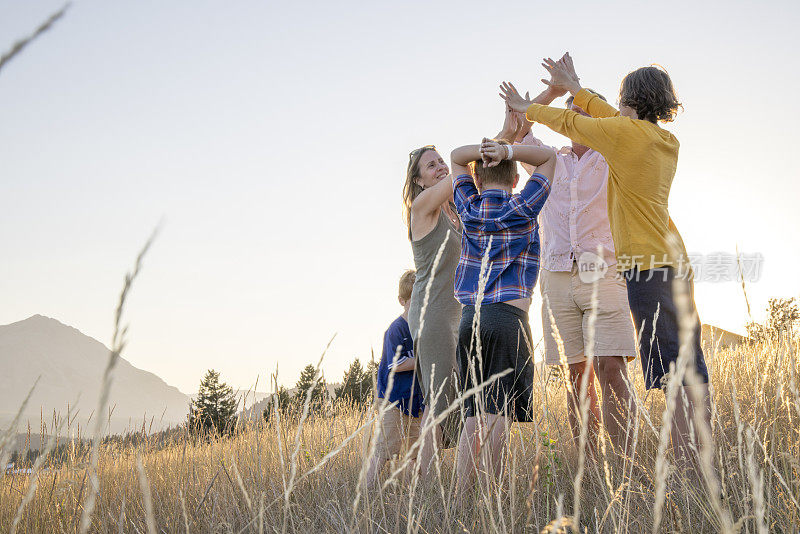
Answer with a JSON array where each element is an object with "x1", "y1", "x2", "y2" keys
[{"x1": 2, "y1": 0, "x2": 799, "y2": 394}]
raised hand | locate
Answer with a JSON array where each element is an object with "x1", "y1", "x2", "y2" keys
[
  {"x1": 500, "y1": 106, "x2": 521, "y2": 138},
  {"x1": 541, "y1": 54, "x2": 581, "y2": 95},
  {"x1": 499, "y1": 82, "x2": 532, "y2": 114},
  {"x1": 512, "y1": 108, "x2": 530, "y2": 141},
  {"x1": 560, "y1": 52, "x2": 579, "y2": 82},
  {"x1": 480, "y1": 137, "x2": 507, "y2": 168},
  {"x1": 543, "y1": 53, "x2": 570, "y2": 97}
]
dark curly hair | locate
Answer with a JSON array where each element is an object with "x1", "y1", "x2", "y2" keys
[{"x1": 619, "y1": 66, "x2": 682, "y2": 123}]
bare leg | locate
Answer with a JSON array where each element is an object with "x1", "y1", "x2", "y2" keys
[
  {"x1": 364, "y1": 410, "x2": 403, "y2": 488},
  {"x1": 417, "y1": 406, "x2": 442, "y2": 478},
  {"x1": 671, "y1": 383, "x2": 712, "y2": 477},
  {"x1": 456, "y1": 414, "x2": 509, "y2": 495},
  {"x1": 484, "y1": 413, "x2": 509, "y2": 481},
  {"x1": 456, "y1": 416, "x2": 479, "y2": 494},
  {"x1": 567, "y1": 361, "x2": 601, "y2": 448},
  {"x1": 594, "y1": 356, "x2": 635, "y2": 454},
  {"x1": 364, "y1": 447, "x2": 390, "y2": 489}
]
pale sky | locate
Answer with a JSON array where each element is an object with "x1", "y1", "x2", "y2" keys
[{"x1": 2, "y1": 0, "x2": 799, "y2": 395}]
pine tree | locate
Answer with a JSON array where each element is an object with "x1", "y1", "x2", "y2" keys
[
  {"x1": 262, "y1": 386, "x2": 293, "y2": 422},
  {"x1": 335, "y1": 357, "x2": 374, "y2": 406},
  {"x1": 188, "y1": 369, "x2": 239, "y2": 436},
  {"x1": 294, "y1": 364, "x2": 327, "y2": 412}
]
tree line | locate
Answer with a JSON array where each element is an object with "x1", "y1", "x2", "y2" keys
[
  {"x1": 188, "y1": 358, "x2": 378, "y2": 438},
  {"x1": 187, "y1": 298, "x2": 800, "y2": 438},
  {"x1": 5, "y1": 297, "x2": 797, "y2": 468}
]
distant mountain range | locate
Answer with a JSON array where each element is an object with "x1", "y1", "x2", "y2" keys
[{"x1": 0, "y1": 315, "x2": 190, "y2": 435}]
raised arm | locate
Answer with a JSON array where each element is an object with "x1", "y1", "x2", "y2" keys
[
  {"x1": 496, "y1": 106, "x2": 526, "y2": 144},
  {"x1": 543, "y1": 53, "x2": 619, "y2": 118},
  {"x1": 451, "y1": 144, "x2": 483, "y2": 177},
  {"x1": 480, "y1": 139, "x2": 556, "y2": 182},
  {"x1": 500, "y1": 81, "x2": 621, "y2": 157},
  {"x1": 574, "y1": 88, "x2": 620, "y2": 119},
  {"x1": 480, "y1": 139, "x2": 555, "y2": 217},
  {"x1": 410, "y1": 175, "x2": 454, "y2": 219},
  {"x1": 498, "y1": 56, "x2": 569, "y2": 142},
  {"x1": 497, "y1": 89, "x2": 563, "y2": 142},
  {"x1": 509, "y1": 144, "x2": 556, "y2": 180}
]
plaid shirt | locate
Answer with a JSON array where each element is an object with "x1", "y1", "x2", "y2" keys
[{"x1": 452, "y1": 173, "x2": 551, "y2": 305}]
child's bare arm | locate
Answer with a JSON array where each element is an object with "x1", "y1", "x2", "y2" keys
[
  {"x1": 480, "y1": 139, "x2": 556, "y2": 179},
  {"x1": 451, "y1": 144, "x2": 483, "y2": 176},
  {"x1": 390, "y1": 357, "x2": 416, "y2": 373},
  {"x1": 513, "y1": 144, "x2": 556, "y2": 181}
]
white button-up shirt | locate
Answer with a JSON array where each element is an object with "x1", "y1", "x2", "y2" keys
[{"x1": 518, "y1": 132, "x2": 617, "y2": 272}]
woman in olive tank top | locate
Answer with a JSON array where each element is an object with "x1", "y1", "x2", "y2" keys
[{"x1": 402, "y1": 146, "x2": 462, "y2": 477}]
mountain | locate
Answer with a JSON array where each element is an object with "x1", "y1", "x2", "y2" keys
[{"x1": 0, "y1": 315, "x2": 189, "y2": 435}]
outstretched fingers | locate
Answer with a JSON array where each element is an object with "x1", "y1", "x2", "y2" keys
[
  {"x1": 562, "y1": 52, "x2": 578, "y2": 79},
  {"x1": 499, "y1": 81, "x2": 530, "y2": 113},
  {"x1": 499, "y1": 81, "x2": 515, "y2": 99}
]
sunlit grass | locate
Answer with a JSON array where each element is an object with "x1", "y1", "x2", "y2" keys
[{"x1": 1, "y1": 336, "x2": 798, "y2": 532}]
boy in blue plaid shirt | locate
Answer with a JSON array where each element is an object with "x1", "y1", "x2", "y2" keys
[{"x1": 450, "y1": 137, "x2": 556, "y2": 492}]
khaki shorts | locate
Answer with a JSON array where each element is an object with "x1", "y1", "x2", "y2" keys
[
  {"x1": 371, "y1": 406, "x2": 421, "y2": 459},
  {"x1": 541, "y1": 263, "x2": 637, "y2": 366}
]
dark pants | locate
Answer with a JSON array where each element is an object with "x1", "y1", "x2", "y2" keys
[
  {"x1": 624, "y1": 267, "x2": 709, "y2": 390},
  {"x1": 458, "y1": 303, "x2": 534, "y2": 422}
]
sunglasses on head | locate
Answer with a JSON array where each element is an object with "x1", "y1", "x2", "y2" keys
[{"x1": 408, "y1": 145, "x2": 436, "y2": 161}]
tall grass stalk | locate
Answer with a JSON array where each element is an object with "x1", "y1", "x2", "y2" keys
[
  {"x1": 0, "y1": 3, "x2": 70, "y2": 74},
  {"x1": 2, "y1": 333, "x2": 799, "y2": 532},
  {"x1": 79, "y1": 229, "x2": 157, "y2": 534},
  {"x1": 570, "y1": 257, "x2": 600, "y2": 528}
]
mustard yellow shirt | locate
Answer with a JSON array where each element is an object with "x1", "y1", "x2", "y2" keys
[{"x1": 526, "y1": 89, "x2": 688, "y2": 272}]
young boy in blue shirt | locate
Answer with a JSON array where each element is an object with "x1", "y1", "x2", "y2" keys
[
  {"x1": 450, "y1": 138, "x2": 556, "y2": 492},
  {"x1": 365, "y1": 270, "x2": 425, "y2": 486}
]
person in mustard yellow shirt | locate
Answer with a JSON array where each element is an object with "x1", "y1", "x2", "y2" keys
[{"x1": 500, "y1": 54, "x2": 711, "y2": 472}]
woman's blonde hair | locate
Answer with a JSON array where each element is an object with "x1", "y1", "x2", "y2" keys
[{"x1": 402, "y1": 146, "x2": 437, "y2": 230}]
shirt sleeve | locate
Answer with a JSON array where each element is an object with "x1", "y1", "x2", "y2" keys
[
  {"x1": 453, "y1": 174, "x2": 479, "y2": 215},
  {"x1": 526, "y1": 103, "x2": 621, "y2": 159},
  {"x1": 573, "y1": 88, "x2": 620, "y2": 118},
  {"x1": 509, "y1": 172, "x2": 550, "y2": 219},
  {"x1": 383, "y1": 325, "x2": 411, "y2": 369}
]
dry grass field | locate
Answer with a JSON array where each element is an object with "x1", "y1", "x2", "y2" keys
[
  {"x1": 2, "y1": 8, "x2": 798, "y2": 534},
  {"x1": 1, "y1": 335, "x2": 798, "y2": 533}
]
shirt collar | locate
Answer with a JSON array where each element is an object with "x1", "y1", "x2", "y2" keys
[
  {"x1": 480, "y1": 188, "x2": 511, "y2": 198},
  {"x1": 561, "y1": 145, "x2": 596, "y2": 159}
]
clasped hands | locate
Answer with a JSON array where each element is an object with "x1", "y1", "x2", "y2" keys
[{"x1": 479, "y1": 138, "x2": 508, "y2": 168}]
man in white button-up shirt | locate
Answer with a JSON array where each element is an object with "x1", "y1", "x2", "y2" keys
[{"x1": 498, "y1": 85, "x2": 637, "y2": 455}]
